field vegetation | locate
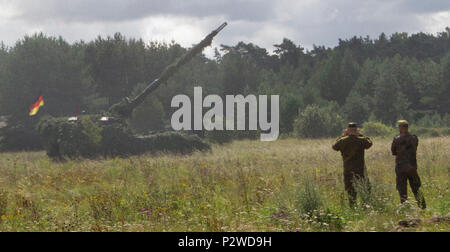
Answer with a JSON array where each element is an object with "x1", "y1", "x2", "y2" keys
[{"x1": 0, "y1": 137, "x2": 448, "y2": 232}]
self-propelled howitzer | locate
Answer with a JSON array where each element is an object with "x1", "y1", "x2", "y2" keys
[
  {"x1": 38, "y1": 23, "x2": 227, "y2": 160},
  {"x1": 110, "y1": 22, "x2": 228, "y2": 119}
]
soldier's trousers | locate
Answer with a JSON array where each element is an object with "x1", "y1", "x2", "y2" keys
[
  {"x1": 344, "y1": 169, "x2": 370, "y2": 206},
  {"x1": 396, "y1": 169, "x2": 426, "y2": 209}
]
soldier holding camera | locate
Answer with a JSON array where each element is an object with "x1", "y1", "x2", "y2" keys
[{"x1": 333, "y1": 123, "x2": 373, "y2": 206}]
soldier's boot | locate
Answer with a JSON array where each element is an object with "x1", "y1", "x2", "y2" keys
[
  {"x1": 399, "y1": 193, "x2": 408, "y2": 204},
  {"x1": 413, "y1": 189, "x2": 426, "y2": 210},
  {"x1": 410, "y1": 172, "x2": 426, "y2": 210}
]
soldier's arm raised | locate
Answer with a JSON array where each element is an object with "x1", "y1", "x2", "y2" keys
[
  {"x1": 364, "y1": 137, "x2": 373, "y2": 149},
  {"x1": 332, "y1": 137, "x2": 342, "y2": 151}
]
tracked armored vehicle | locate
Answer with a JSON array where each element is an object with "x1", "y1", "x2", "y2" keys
[{"x1": 37, "y1": 23, "x2": 228, "y2": 160}]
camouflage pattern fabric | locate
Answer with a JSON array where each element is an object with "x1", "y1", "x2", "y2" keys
[
  {"x1": 333, "y1": 135, "x2": 373, "y2": 205},
  {"x1": 333, "y1": 135, "x2": 373, "y2": 172},
  {"x1": 391, "y1": 133, "x2": 426, "y2": 209},
  {"x1": 391, "y1": 133, "x2": 418, "y2": 172}
]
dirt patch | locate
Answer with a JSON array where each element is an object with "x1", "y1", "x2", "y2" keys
[{"x1": 395, "y1": 215, "x2": 450, "y2": 230}]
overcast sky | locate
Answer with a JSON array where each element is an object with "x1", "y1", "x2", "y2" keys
[{"x1": 1, "y1": 0, "x2": 449, "y2": 55}]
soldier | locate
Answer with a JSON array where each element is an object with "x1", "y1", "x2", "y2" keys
[
  {"x1": 333, "y1": 123, "x2": 373, "y2": 206},
  {"x1": 391, "y1": 120, "x2": 426, "y2": 209}
]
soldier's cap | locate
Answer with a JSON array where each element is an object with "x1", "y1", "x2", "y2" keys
[
  {"x1": 397, "y1": 120, "x2": 409, "y2": 127},
  {"x1": 348, "y1": 122, "x2": 358, "y2": 128}
]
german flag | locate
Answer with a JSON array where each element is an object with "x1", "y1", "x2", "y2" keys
[{"x1": 29, "y1": 95, "x2": 44, "y2": 116}]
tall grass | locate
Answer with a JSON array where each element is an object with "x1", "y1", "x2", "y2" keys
[{"x1": 0, "y1": 137, "x2": 448, "y2": 232}]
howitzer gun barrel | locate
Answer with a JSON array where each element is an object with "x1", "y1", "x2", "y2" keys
[{"x1": 110, "y1": 22, "x2": 228, "y2": 118}]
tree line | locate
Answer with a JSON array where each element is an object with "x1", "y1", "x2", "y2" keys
[{"x1": 0, "y1": 28, "x2": 449, "y2": 150}]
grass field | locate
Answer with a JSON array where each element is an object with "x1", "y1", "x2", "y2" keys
[{"x1": 0, "y1": 137, "x2": 448, "y2": 232}]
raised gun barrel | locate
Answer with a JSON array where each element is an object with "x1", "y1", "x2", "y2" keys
[{"x1": 110, "y1": 22, "x2": 228, "y2": 118}]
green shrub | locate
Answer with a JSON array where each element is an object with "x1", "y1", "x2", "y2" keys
[
  {"x1": 429, "y1": 129, "x2": 441, "y2": 137},
  {"x1": 410, "y1": 126, "x2": 429, "y2": 136},
  {"x1": 353, "y1": 177, "x2": 372, "y2": 205},
  {"x1": 205, "y1": 130, "x2": 235, "y2": 144},
  {"x1": 441, "y1": 128, "x2": 450, "y2": 136},
  {"x1": 361, "y1": 121, "x2": 394, "y2": 137},
  {"x1": 410, "y1": 126, "x2": 443, "y2": 137},
  {"x1": 353, "y1": 178, "x2": 389, "y2": 211},
  {"x1": 295, "y1": 178, "x2": 322, "y2": 214},
  {"x1": 293, "y1": 104, "x2": 345, "y2": 138}
]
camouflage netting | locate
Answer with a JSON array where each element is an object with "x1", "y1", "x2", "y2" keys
[
  {"x1": 37, "y1": 115, "x2": 210, "y2": 160},
  {"x1": 33, "y1": 24, "x2": 226, "y2": 160}
]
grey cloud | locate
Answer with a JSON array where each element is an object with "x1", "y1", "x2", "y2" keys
[
  {"x1": 0, "y1": 0, "x2": 449, "y2": 51},
  {"x1": 9, "y1": 0, "x2": 275, "y2": 23},
  {"x1": 272, "y1": 0, "x2": 447, "y2": 48},
  {"x1": 397, "y1": 0, "x2": 450, "y2": 14}
]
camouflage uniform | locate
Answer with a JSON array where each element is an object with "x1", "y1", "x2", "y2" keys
[
  {"x1": 333, "y1": 134, "x2": 373, "y2": 206},
  {"x1": 391, "y1": 133, "x2": 426, "y2": 209}
]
